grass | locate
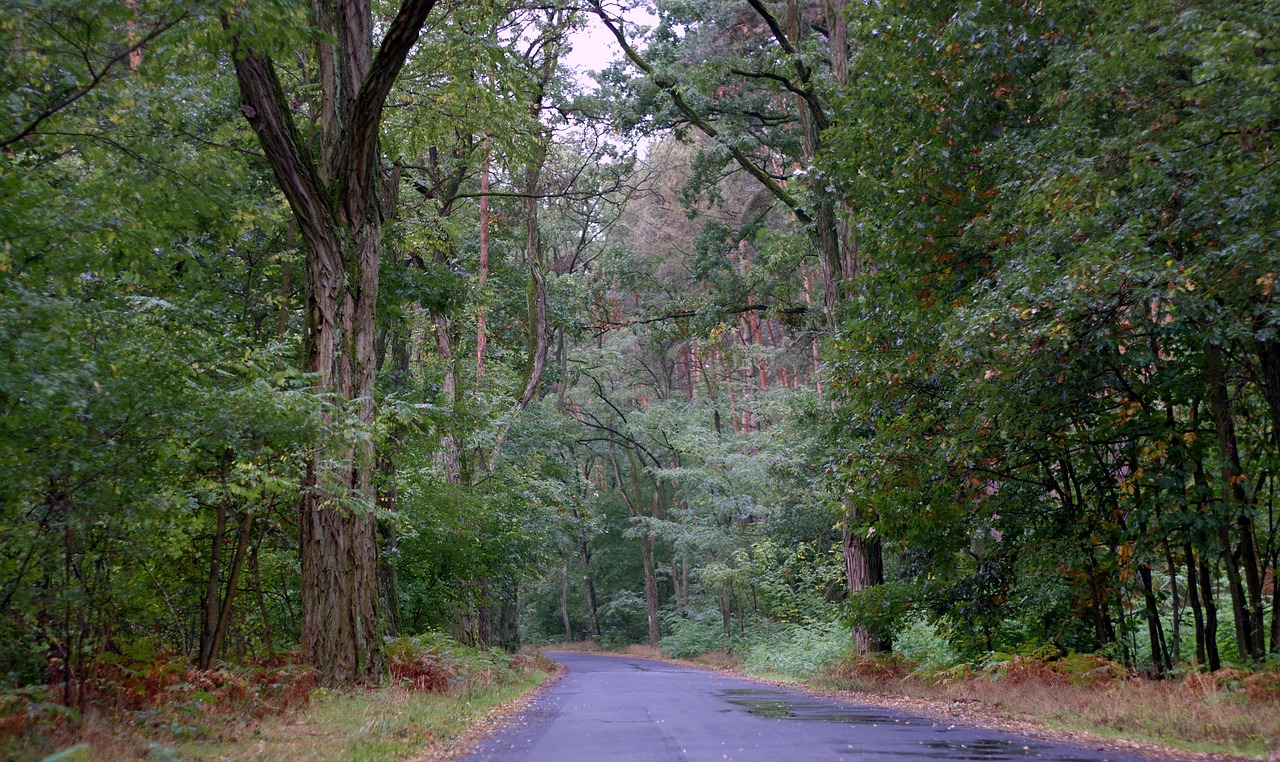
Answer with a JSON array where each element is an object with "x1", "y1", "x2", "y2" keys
[
  {"x1": 2, "y1": 636, "x2": 557, "y2": 762},
  {"x1": 175, "y1": 670, "x2": 550, "y2": 762},
  {"x1": 812, "y1": 659, "x2": 1280, "y2": 760}
]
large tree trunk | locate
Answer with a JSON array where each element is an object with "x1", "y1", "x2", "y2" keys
[
  {"x1": 225, "y1": 0, "x2": 438, "y2": 686},
  {"x1": 519, "y1": 156, "x2": 549, "y2": 409},
  {"x1": 843, "y1": 509, "x2": 887, "y2": 655},
  {"x1": 516, "y1": 23, "x2": 565, "y2": 410}
]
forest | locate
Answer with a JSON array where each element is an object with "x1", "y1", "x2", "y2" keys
[{"x1": 2, "y1": 0, "x2": 1278, "y2": 746}]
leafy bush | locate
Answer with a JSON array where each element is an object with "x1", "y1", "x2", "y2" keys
[
  {"x1": 385, "y1": 632, "x2": 530, "y2": 693},
  {"x1": 660, "y1": 609, "x2": 732, "y2": 659},
  {"x1": 892, "y1": 618, "x2": 960, "y2": 671},
  {"x1": 741, "y1": 620, "x2": 851, "y2": 678}
]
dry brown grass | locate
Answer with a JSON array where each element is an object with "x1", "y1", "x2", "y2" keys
[
  {"x1": 676, "y1": 650, "x2": 744, "y2": 671},
  {"x1": 537, "y1": 640, "x2": 603, "y2": 653},
  {"x1": 813, "y1": 661, "x2": 1280, "y2": 760}
]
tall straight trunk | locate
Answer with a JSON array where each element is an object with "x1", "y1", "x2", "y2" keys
[
  {"x1": 1197, "y1": 553, "x2": 1222, "y2": 671},
  {"x1": 226, "y1": 0, "x2": 438, "y2": 685},
  {"x1": 560, "y1": 560, "x2": 573, "y2": 642},
  {"x1": 573, "y1": 504, "x2": 601, "y2": 639},
  {"x1": 208, "y1": 511, "x2": 255, "y2": 668},
  {"x1": 1083, "y1": 541, "x2": 1115, "y2": 647},
  {"x1": 1188, "y1": 403, "x2": 1222, "y2": 669},
  {"x1": 1163, "y1": 541, "x2": 1181, "y2": 665},
  {"x1": 519, "y1": 155, "x2": 549, "y2": 409},
  {"x1": 581, "y1": 552, "x2": 601, "y2": 639},
  {"x1": 814, "y1": 0, "x2": 883, "y2": 646},
  {"x1": 251, "y1": 542, "x2": 275, "y2": 660},
  {"x1": 1271, "y1": 561, "x2": 1279, "y2": 655},
  {"x1": 477, "y1": 578, "x2": 493, "y2": 647},
  {"x1": 476, "y1": 135, "x2": 491, "y2": 379},
  {"x1": 1137, "y1": 562, "x2": 1169, "y2": 676},
  {"x1": 640, "y1": 536, "x2": 659, "y2": 647},
  {"x1": 1205, "y1": 341, "x2": 1264, "y2": 659},
  {"x1": 721, "y1": 582, "x2": 732, "y2": 638},
  {"x1": 1156, "y1": 394, "x2": 1182, "y2": 665},
  {"x1": 609, "y1": 444, "x2": 661, "y2": 647},
  {"x1": 1185, "y1": 544, "x2": 1206, "y2": 665},
  {"x1": 199, "y1": 494, "x2": 228, "y2": 670},
  {"x1": 376, "y1": 330, "x2": 408, "y2": 637},
  {"x1": 516, "y1": 15, "x2": 567, "y2": 410}
]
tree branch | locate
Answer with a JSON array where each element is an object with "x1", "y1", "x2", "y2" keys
[
  {"x1": 346, "y1": 0, "x2": 439, "y2": 202},
  {"x1": 1, "y1": 14, "x2": 188, "y2": 149},
  {"x1": 224, "y1": 24, "x2": 334, "y2": 258},
  {"x1": 588, "y1": 0, "x2": 808, "y2": 221},
  {"x1": 590, "y1": 303, "x2": 810, "y2": 333}
]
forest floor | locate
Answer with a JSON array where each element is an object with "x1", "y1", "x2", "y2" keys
[
  {"x1": 1, "y1": 657, "x2": 560, "y2": 762},
  {"x1": 171, "y1": 667, "x2": 556, "y2": 762},
  {"x1": 546, "y1": 642, "x2": 1279, "y2": 762}
]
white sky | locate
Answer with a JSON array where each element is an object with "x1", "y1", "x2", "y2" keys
[{"x1": 562, "y1": 7, "x2": 657, "y2": 88}]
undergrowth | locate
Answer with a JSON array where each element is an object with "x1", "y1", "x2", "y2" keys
[
  {"x1": 659, "y1": 611, "x2": 850, "y2": 678},
  {"x1": 815, "y1": 650, "x2": 1280, "y2": 759},
  {"x1": 0, "y1": 633, "x2": 551, "y2": 761}
]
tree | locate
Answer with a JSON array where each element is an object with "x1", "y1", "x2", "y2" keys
[
  {"x1": 223, "y1": 0, "x2": 439, "y2": 685},
  {"x1": 591, "y1": 0, "x2": 890, "y2": 654}
]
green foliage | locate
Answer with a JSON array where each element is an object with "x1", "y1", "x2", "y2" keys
[
  {"x1": 660, "y1": 608, "x2": 731, "y2": 658},
  {"x1": 821, "y1": 0, "x2": 1280, "y2": 671},
  {"x1": 741, "y1": 620, "x2": 851, "y2": 678},
  {"x1": 385, "y1": 632, "x2": 525, "y2": 692},
  {"x1": 892, "y1": 618, "x2": 962, "y2": 672}
]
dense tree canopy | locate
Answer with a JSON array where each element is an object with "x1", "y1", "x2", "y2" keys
[{"x1": 1, "y1": 0, "x2": 1277, "y2": 725}]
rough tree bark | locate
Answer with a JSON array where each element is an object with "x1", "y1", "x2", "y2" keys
[{"x1": 224, "y1": 0, "x2": 438, "y2": 686}]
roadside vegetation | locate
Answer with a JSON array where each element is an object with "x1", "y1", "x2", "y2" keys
[
  {"x1": 0, "y1": 635, "x2": 553, "y2": 762},
  {"x1": 816, "y1": 650, "x2": 1280, "y2": 760}
]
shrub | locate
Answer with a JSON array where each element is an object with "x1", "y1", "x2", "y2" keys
[
  {"x1": 385, "y1": 632, "x2": 529, "y2": 693},
  {"x1": 742, "y1": 621, "x2": 851, "y2": 678},
  {"x1": 660, "y1": 609, "x2": 732, "y2": 659},
  {"x1": 893, "y1": 618, "x2": 960, "y2": 671}
]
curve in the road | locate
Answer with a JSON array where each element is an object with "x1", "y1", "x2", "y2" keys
[{"x1": 461, "y1": 652, "x2": 1159, "y2": 762}]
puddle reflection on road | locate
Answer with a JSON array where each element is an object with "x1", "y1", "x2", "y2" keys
[
  {"x1": 717, "y1": 689, "x2": 1100, "y2": 761},
  {"x1": 718, "y1": 688, "x2": 914, "y2": 725}
]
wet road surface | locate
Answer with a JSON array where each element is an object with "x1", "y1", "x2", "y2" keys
[{"x1": 461, "y1": 652, "x2": 1155, "y2": 762}]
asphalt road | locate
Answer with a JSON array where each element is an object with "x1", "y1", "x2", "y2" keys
[{"x1": 461, "y1": 652, "x2": 1156, "y2": 762}]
